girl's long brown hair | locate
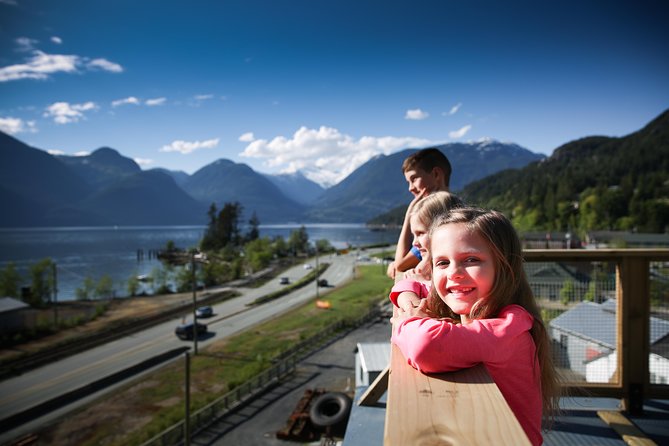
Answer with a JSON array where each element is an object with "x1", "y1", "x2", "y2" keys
[{"x1": 426, "y1": 207, "x2": 560, "y2": 422}]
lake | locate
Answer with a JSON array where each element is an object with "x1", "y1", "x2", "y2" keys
[{"x1": 0, "y1": 224, "x2": 398, "y2": 301}]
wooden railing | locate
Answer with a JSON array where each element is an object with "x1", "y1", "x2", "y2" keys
[{"x1": 384, "y1": 249, "x2": 669, "y2": 445}]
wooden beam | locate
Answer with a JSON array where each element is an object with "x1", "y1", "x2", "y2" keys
[
  {"x1": 384, "y1": 344, "x2": 530, "y2": 445},
  {"x1": 597, "y1": 410, "x2": 657, "y2": 446},
  {"x1": 357, "y1": 365, "x2": 389, "y2": 406}
]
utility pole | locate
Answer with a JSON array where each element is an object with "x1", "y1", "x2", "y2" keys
[
  {"x1": 191, "y1": 251, "x2": 198, "y2": 355},
  {"x1": 52, "y1": 262, "x2": 58, "y2": 327},
  {"x1": 315, "y1": 245, "x2": 320, "y2": 300},
  {"x1": 184, "y1": 351, "x2": 191, "y2": 446}
]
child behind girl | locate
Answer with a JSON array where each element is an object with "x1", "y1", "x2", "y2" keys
[
  {"x1": 392, "y1": 191, "x2": 463, "y2": 310},
  {"x1": 390, "y1": 207, "x2": 559, "y2": 446}
]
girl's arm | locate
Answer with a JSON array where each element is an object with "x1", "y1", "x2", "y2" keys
[
  {"x1": 389, "y1": 278, "x2": 429, "y2": 310},
  {"x1": 391, "y1": 305, "x2": 534, "y2": 374}
]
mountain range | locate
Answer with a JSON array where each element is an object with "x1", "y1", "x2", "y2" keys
[{"x1": 0, "y1": 130, "x2": 546, "y2": 227}]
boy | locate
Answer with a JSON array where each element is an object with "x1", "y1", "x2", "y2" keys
[{"x1": 386, "y1": 147, "x2": 451, "y2": 279}]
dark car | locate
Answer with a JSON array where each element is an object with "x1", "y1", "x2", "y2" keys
[
  {"x1": 175, "y1": 322, "x2": 208, "y2": 340},
  {"x1": 317, "y1": 279, "x2": 329, "y2": 287},
  {"x1": 195, "y1": 306, "x2": 213, "y2": 318},
  {"x1": 279, "y1": 277, "x2": 290, "y2": 285}
]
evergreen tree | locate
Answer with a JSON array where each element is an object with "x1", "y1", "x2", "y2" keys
[
  {"x1": 288, "y1": 226, "x2": 309, "y2": 255},
  {"x1": 246, "y1": 212, "x2": 260, "y2": 242}
]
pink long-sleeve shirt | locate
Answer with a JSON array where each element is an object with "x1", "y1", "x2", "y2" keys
[{"x1": 390, "y1": 283, "x2": 543, "y2": 445}]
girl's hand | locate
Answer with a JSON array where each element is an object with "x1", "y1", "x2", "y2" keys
[
  {"x1": 396, "y1": 291, "x2": 422, "y2": 312},
  {"x1": 391, "y1": 298, "x2": 430, "y2": 325}
]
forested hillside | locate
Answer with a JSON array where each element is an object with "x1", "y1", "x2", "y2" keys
[{"x1": 461, "y1": 109, "x2": 669, "y2": 234}]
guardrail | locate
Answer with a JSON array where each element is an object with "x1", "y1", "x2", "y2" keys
[{"x1": 384, "y1": 249, "x2": 669, "y2": 445}]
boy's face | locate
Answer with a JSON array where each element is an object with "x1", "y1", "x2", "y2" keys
[{"x1": 404, "y1": 167, "x2": 441, "y2": 197}]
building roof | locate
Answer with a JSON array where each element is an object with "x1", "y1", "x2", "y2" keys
[
  {"x1": 0, "y1": 297, "x2": 29, "y2": 313},
  {"x1": 357, "y1": 342, "x2": 390, "y2": 373},
  {"x1": 550, "y1": 300, "x2": 669, "y2": 351}
]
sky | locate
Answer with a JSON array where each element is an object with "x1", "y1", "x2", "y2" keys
[{"x1": 1, "y1": 0, "x2": 668, "y2": 187}]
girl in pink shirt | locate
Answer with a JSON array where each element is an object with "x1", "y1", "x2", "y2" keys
[{"x1": 391, "y1": 207, "x2": 559, "y2": 445}]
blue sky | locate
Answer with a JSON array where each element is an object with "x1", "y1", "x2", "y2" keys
[{"x1": 1, "y1": 0, "x2": 668, "y2": 187}]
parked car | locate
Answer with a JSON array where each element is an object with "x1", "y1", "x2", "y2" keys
[
  {"x1": 195, "y1": 306, "x2": 213, "y2": 318},
  {"x1": 280, "y1": 276, "x2": 290, "y2": 285},
  {"x1": 317, "y1": 279, "x2": 329, "y2": 287},
  {"x1": 175, "y1": 322, "x2": 207, "y2": 340}
]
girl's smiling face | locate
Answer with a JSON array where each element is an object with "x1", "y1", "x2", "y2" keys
[{"x1": 430, "y1": 222, "x2": 496, "y2": 324}]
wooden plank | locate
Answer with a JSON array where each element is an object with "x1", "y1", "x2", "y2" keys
[
  {"x1": 597, "y1": 410, "x2": 657, "y2": 446},
  {"x1": 357, "y1": 365, "x2": 389, "y2": 406},
  {"x1": 384, "y1": 344, "x2": 531, "y2": 445}
]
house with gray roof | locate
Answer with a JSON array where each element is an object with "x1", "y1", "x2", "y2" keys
[{"x1": 550, "y1": 299, "x2": 669, "y2": 384}]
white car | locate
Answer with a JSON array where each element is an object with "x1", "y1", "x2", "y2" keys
[{"x1": 303, "y1": 263, "x2": 313, "y2": 270}]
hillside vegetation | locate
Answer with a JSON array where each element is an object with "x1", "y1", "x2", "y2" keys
[{"x1": 459, "y1": 110, "x2": 669, "y2": 234}]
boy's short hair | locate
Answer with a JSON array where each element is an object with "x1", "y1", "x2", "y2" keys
[{"x1": 402, "y1": 147, "x2": 452, "y2": 186}]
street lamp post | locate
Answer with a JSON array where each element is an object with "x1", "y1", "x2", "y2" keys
[
  {"x1": 191, "y1": 251, "x2": 198, "y2": 355},
  {"x1": 315, "y1": 245, "x2": 320, "y2": 300}
]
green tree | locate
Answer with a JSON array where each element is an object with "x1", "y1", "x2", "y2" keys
[
  {"x1": 76, "y1": 277, "x2": 96, "y2": 301},
  {"x1": 152, "y1": 266, "x2": 172, "y2": 294},
  {"x1": 288, "y1": 226, "x2": 309, "y2": 255},
  {"x1": 28, "y1": 258, "x2": 54, "y2": 307},
  {"x1": 244, "y1": 237, "x2": 273, "y2": 272},
  {"x1": 0, "y1": 262, "x2": 21, "y2": 298},
  {"x1": 273, "y1": 236, "x2": 289, "y2": 258},
  {"x1": 201, "y1": 202, "x2": 243, "y2": 251},
  {"x1": 560, "y1": 280, "x2": 575, "y2": 306},
  {"x1": 315, "y1": 239, "x2": 334, "y2": 254},
  {"x1": 127, "y1": 274, "x2": 140, "y2": 297},
  {"x1": 95, "y1": 275, "x2": 114, "y2": 299},
  {"x1": 246, "y1": 212, "x2": 260, "y2": 242}
]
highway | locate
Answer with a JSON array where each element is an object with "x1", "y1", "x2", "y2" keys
[{"x1": 0, "y1": 251, "x2": 362, "y2": 444}]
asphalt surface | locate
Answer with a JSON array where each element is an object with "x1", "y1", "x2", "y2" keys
[{"x1": 191, "y1": 311, "x2": 392, "y2": 446}]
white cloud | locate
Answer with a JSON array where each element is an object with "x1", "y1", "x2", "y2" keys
[
  {"x1": 194, "y1": 94, "x2": 214, "y2": 101},
  {"x1": 145, "y1": 97, "x2": 166, "y2": 106},
  {"x1": 159, "y1": 138, "x2": 220, "y2": 155},
  {"x1": 238, "y1": 132, "x2": 255, "y2": 142},
  {"x1": 448, "y1": 103, "x2": 462, "y2": 115},
  {"x1": 86, "y1": 58, "x2": 123, "y2": 73},
  {"x1": 449, "y1": 124, "x2": 472, "y2": 139},
  {"x1": 74, "y1": 151, "x2": 90, "y2": 157},
  {"x1": 111, "y1": 96, "x2": 140, "y2": 107},
  {"x1": 0, "y1": 40, "x2": 123, "y2": 82},
  {"x1": 47, "y1": 149, "x2": 65, "y2": 155},
  {"x1": 44, "y1": 101, "x2": 98, "y2": 124},
  {"x1": 134, "y1": 157, "x2": 153, "y2": 167},
  {"x1": 405, "y1": 108, "x2": 430, "y2": 120},
  {"x1": 0, "y1": 117, "x2": 37, "y2": 134},
  {"x1": 51, "y1": 36, "x2": 63, "y2": 45},
  {"x1": 0, "y1": 51, "x2": 78, "y2": 82},
  {"x1": 239, "y1": 126, "x2": 432, "y2": 187},
  {"x1": 15, "y1": 37, "x2": 38, "y2": 51}
]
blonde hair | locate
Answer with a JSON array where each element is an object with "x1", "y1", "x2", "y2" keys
[
  {"x1": 412, "y1": 191, "x2": 464, "y2": 227},
  {"x1": 427, "y1": 207, "x2": 560, "y2": 422}
]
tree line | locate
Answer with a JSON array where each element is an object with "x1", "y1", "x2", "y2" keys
[{"x1": 1, "y1": 201, "x2": 334, "y2": 307}]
